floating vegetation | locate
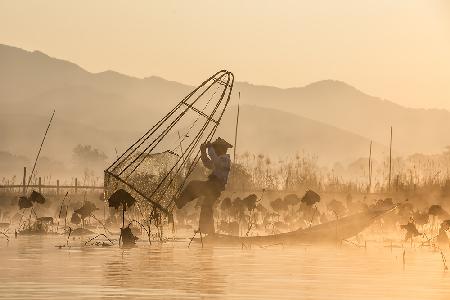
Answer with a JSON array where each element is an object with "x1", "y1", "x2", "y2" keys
[
  {"x1": 401, "y1": 221, "x2": 421, "y2": 242},
  {"x1": 16, "y1": 191, "x2": 55, "y2": 235},
  {"x1": 18, "y1": 190, "x2": 45, "y2": 210},
  {"x1": 108, "y1": 189, "x2": 139, "y2": 246},
  {"x1": 301, "y1": 190, "x2": 320, "y2": 206}
]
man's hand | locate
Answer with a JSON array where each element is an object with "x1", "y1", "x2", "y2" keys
[
  {"x1": 200, "y1": 142, "x2": 213, "y2": 169},
  {"x1": 201, "y1": 142, "x2": 211, "y2": 150}
]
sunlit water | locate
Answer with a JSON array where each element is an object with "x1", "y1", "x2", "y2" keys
[{"x1": 1, "y1": 236, "x2": 450, "y2": 299}]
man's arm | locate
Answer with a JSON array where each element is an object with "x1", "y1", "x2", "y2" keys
[
  {"x1": 200, "y1": 143, "x2": 213, "y2": 169},
  {"x1": 208, "y1": 146, "x2": 230, "y2": 171},
  {"x1": 207, "y1": 145, "x2": 218, "y2": 161}
]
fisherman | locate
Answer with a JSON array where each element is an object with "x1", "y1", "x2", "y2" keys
[{"x1": 174, "y1": 137, "x2": 233, "y2": 235}]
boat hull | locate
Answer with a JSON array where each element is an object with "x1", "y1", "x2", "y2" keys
[{"x1": 198, "y1": 209, "x2": 386, "y2": 246}]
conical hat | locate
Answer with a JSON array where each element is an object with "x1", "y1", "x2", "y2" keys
[{"x1": 211, "y1": 137, "x2": 233, "y2": 148}]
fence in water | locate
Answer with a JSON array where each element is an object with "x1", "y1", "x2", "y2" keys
[{"x1": 0, "y1": 167, "x2": 104, "y2": 195}]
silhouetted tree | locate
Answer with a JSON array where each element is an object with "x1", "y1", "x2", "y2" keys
[{"x1": 73, "y1": 144, "x2": 107, "y2": 166}]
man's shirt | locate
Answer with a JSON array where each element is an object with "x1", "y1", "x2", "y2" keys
[{"x1": 201, "y1": 146, "x2": 231, "y2": 185}]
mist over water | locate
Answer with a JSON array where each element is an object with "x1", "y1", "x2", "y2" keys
[
  {"x1": 1, "y1": 236, "x2": 450, "y2": 300},
  {"x1": 1, "y1": 2, "x2": 450, "y2": 298}
]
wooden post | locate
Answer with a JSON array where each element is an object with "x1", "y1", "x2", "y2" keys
[
  {"x1": 389, "y1": 126, "x2": 393, "y2": 192},
  {"x1": 403, "y1": 250, "x2": 406, "y2": 269},
  {"x1": 38, "y1": 177, "x2": 42, "y2": 193},
  {"x1": 75, "y1": 178, "x2": 78, "y2": 194},
  {"x1": 22, "y1": 167, "x2": 27, "y2": 195},
  {"x1": 56, "y1": 179, "x2": 60, "y2": 196}
]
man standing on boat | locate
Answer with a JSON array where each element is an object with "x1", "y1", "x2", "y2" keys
[{"x1": 174, "y1": 137, "x2": 233, "y2": 235}]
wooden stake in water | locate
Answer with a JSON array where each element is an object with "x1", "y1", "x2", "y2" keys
[
  {"x1": 403, "y1": 249, "x2": 406, "y2": 269},
  {"x1": 441, "y1": 251, "x2": 448, "y2": 271}
]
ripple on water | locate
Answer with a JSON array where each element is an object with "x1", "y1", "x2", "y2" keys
[{"x1": 1, "y1": 236, "x2": 450, "y2": 299}]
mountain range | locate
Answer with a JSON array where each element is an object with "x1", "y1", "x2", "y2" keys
[{"x1": 1, "y1": 43, "x2": 448, "y2": 176}]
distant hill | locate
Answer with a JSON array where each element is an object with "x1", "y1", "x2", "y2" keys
[
  {"x1": 234, "y1": 80, "x2": 450, "y2": 154},
  {"x1": 0, "y1": 113, "x2": 135, "y2": 160},
  {"x1": 0, "y1": 44, "x2": 191, "y2": 131},
  {"x1": 1, "y1": 43, "x2": 447, "y2": 172},
  {"x1": 217, "y1": 105, "x2": 387, "y2": 164},
  {"x1": 0, "y1": 104, "x2": 386, "y2": 173}
]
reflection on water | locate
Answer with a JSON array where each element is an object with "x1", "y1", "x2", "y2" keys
[{"x1": 1, "y1": 236, "x2": 450, "y2": 299}]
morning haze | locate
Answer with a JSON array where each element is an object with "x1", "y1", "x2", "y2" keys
[
  {"x1": 1, "y1": 0, "x2": 449, "y2": 109},
  {"x1": 2, "y1": 3, "x2": 450, "y2": 300},
  {"x1": 2, "y1": 43, "x2": 450, "y2": 167}
]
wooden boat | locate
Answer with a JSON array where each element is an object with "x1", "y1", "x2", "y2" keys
[{"x1": 197, "y1": 208, "x2": 388, "y2": 246}]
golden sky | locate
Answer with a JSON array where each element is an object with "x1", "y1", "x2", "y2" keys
[{"x1": 1, "y1": 0, "x2": 449, "y2": 110}]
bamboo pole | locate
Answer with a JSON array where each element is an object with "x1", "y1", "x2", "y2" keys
[
  {"x1": 389, "y1": 126, "x2": 393, "y2": 191},
  {"x1": 22, "y1": 167, "x2": 27, "y2": 195},
  {"x1": 368, "y1": 140, "x2": 372, "y2": 193},
  {"x1": 233, "y1": 93, "x2": 240, "y2": 164},
  {"x1": 26, "y1": 109, "x2": 55, "y2": 193}
]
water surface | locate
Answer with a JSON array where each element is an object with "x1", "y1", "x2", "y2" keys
[{"x1": 1, "y1": 236, "x2": 449, "y2": 299}]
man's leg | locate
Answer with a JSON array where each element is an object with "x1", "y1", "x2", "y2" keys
[
  {"x1": 198, "y1": 181, "x2": 222, "y2": 235},
  {"x1": 175, "y1": 180, "x2": 209, "y2": 209},
  {"x1": 199, "y1": 202, "x2": 215, "y2": 235}
]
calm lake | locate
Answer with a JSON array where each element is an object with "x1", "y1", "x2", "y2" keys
[{"x1": 1, "y1": 236, "x2": 450, "y2": 299}]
